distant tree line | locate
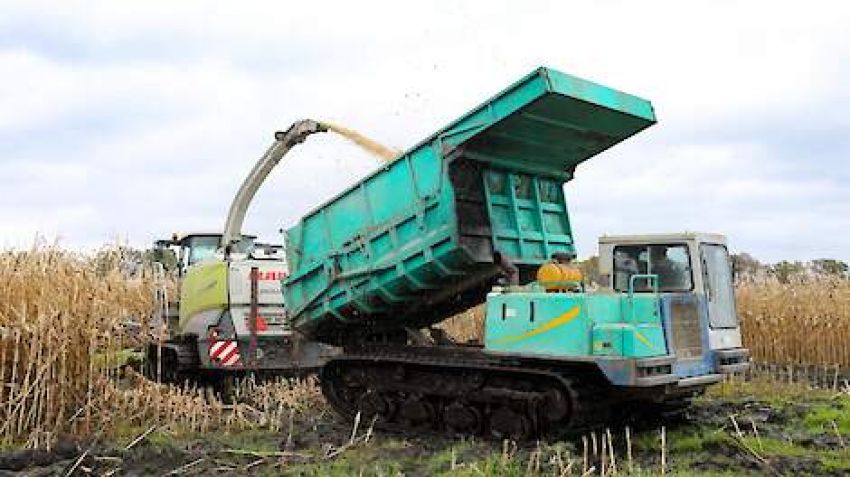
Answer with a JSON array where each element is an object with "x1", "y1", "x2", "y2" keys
[{"x1": 730, "y1": 253, "x2": 848, "y2": 283}]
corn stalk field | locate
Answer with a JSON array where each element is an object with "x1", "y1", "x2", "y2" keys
[
  {"x1": 737, "y1": 277, "x2": 850, "y2": 369},
  {"x1": 0, "y1": 246, "x2": 321, "y2": 450},
  {"x1": 1, "y1": 246, "x2": 849, "y2": 475}
]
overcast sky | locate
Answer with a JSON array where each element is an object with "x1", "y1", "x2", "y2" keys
[{"x1": 1, "y1": 1, "x2": 848, "y2": 262}]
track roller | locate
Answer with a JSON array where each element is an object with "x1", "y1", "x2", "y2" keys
[
  {"x1": 489, "y1": 406, "x2": 532, "y2": 440},
  {"x1": 399, "y1": 395, "x2": 436, "y2": 429},
  {"x1": 444, "y1": 401, "x2": 482, "y2": 435}
]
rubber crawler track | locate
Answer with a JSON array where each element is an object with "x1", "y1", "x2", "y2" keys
[{"x1": 320, "y1": 345, "x2": 615, "y2": 440}]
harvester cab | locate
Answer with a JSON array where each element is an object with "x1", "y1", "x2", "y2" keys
[
  {"x1": 145, "y1": 119, "x2": 393, "y2": 385},
  {"x1": 154, "y1": 232, "x2": 256, "y2": 277},
  {"x1": 144, "y1": 121, "x2": 338, "y2": 384}
]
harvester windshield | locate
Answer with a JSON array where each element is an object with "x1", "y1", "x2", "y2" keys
[
  {"x1": 181, "y1": 234, "x2": 254, "y2": 267},
  {"x1": 184, "y1": 235, "x2": 219, "y2": 265}
]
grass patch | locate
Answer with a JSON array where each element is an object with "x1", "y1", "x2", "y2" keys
[
  {"x1": 741, "y1": 436, "x2": 808, "y2": 458},
  {"x1": 822, "y1": 450, "x2": 850, "y2": 472},
  {"x1": 282, "y1": 445, "x2": 404, "y2": 477},
  {"x1": 144, "y1": 429, "x2": 179, "y2": 449},
  {"x1": 803, "y1": 395, "x2": 850, "y2": 434},
  {"x1": 668, "y1": 430, "x2": 731, "y2": 453},
  {"x1": 706, "y1": 377, "x2": 834, "y2": 406}
]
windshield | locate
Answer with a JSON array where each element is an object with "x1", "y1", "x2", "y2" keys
[
  {"x1": 185, "y1": 236, "x2": 220, "y2": 266},
  {"x1": 701, "y1": 243, "x2": 738, "y2": 328},
  {"x1": 614, "y1": 244, "x2": 693, "y2": 292},
  {"x1": 182, "y1": 235, "x2": 255, "y2": 266}
]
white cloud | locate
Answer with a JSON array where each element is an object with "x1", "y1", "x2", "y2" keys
[{"x1": 0, "y1": 0, "x2": 848, "y2": 263}]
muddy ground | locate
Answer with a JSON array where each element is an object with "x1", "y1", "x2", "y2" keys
[{"x1": 1, "y1": 379, "x2": 848, "y2": 476}]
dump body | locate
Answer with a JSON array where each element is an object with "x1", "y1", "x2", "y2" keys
[{"x1": 283, "y1": 67, "x2": 656, "y2": 341}]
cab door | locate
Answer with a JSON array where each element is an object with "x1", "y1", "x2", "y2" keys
[{"x1": 699, "y1": 243, "x2": 743, "y2": 350}]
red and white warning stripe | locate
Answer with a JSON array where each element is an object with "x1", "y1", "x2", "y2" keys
[{"x1": 209, "y1": 339, "x2": 241, "y2": 367}]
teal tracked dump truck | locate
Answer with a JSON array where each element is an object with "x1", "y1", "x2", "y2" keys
[{"x1": 281, "y1": 67, "x2": 750, "y2": 438}]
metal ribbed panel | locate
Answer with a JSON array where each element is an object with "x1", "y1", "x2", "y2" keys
[{"x1": 670, "y1": 301, "x2": 702, "y2": 359}]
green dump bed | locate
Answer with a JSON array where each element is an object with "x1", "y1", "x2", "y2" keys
[{"x1": 283, "y1": 67, "x2": 656, "y2": 341}]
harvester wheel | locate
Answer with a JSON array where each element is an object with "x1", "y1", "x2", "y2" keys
[
  {"x1": 143, "y1": 353, "x2": 156, "y2": 381},
  {"x1": 143, "y1": 344, "x2": 165, "y2": 382},
  {"x1": 214, "y1": 375, "x2": 237, "y2": 404},
  {"x1": 142, "y1": 342, "x2": 197, "y2": 386}
]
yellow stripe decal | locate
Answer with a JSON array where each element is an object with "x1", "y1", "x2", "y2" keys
[
  {"x1": 633, "y1": 329, "x2": 656, "y2": 351},
  {"x1": 494, "y1": 305, "x2": 581, "y2": 344}
]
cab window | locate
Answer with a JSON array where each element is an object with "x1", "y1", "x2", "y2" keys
[
  {"x1": 181, "y1": 235, "x2": 257, "y2": 268},
  {"x1": 701, "y1": 243, "x2": 739, "y2": 328},
  {"x1": 614, "y1": 244, "x2": 693, "y2": 292},
  {"x1": 185, "y1": 236, "x2": 220, "y2": 266}
]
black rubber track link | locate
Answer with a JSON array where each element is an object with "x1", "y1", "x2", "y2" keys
[{"x1": 320, "y1": 345, "x2": 615, "y2": 440}]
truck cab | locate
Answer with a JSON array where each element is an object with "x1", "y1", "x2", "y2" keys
[
  {"x1": 483, "y1": 231, "x2": 749, "y2": 395},
  {"x1": 598, "y1": 232, "x2": 750, "y2": 379}
]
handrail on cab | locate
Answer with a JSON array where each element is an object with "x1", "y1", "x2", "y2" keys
[{"x1": 627, "y1": 274, "x2": 660, "y2": 323}]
